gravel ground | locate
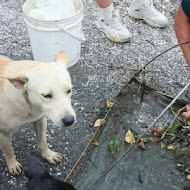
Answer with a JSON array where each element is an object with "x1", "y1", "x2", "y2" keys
[{"x1": 0, "y1": 0, "x2": 189, "y2": 189}]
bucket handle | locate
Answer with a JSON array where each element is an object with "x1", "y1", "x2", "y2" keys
[{"x1": 58, "y1": 24, "x2": 86, "y2": 42}]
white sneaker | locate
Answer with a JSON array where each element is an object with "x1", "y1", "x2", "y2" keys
[
  {"x1": 95, "y1": 10, "x2": 132, "y2": 42},
  {"x1": 128, "y1": 0, "x2": 168, "y2": 28}
]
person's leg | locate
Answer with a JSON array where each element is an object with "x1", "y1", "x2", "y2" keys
[
  {"x1": 128, "y1": 0, "x2": 168, "y2": 28},
  {"x1": 95, "y1": 0, "x2": 132, "y2": 42},
  {"x1": 96, "y1": 0, "x2": 112, "y2": 8},
  {"x1": 96, "y1": 0, "x2": 114, "y2": 18}
]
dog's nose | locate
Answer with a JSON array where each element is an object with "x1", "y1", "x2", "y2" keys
[{"x1": 62, "y1": 115, "x2": 75, "y2": 126}]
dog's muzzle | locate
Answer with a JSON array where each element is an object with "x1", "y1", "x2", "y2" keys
[{"x1": 62, "y1": 115, "x2": 75, "y2": 126}]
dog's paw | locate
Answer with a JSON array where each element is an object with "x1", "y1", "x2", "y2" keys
[
  {"x1": 42, "y1": 148, "x2": 62, "y2": 164},
  {"x1": 8, "y1": 160, "x2": 22, "y2": 175}
]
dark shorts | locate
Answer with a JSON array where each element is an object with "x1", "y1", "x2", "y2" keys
[{"x1": 182, "y1": 0, "x2": 190, "y2": 18}]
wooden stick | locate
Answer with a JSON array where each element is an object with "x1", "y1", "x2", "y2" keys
[{"x1": 64, "y1": 97, "x2": 118, "y2": 182}]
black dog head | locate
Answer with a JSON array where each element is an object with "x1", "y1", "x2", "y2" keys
[{"x1": 24, "y1": 157, "x2": 76, "y2": 190}]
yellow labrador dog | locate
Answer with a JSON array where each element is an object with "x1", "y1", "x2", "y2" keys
[{"x1": 0, "y1": 51, "x2": 76, "y2": 175}]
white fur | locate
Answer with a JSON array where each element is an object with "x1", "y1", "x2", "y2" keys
[{"x1": 0, "y1": 51, "x2": 75, "y2": 175}]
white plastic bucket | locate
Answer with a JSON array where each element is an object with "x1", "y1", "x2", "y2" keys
[{"x1": 23, "y1": 0, "x2": 84, "y2": 67}]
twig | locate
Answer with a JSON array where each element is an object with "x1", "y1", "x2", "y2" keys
[
  {"x1": 177, "y1": 167, "x2": 190, "y2": 174},
  {"x1": 170, "y1": 106, "x2": 185, "y2": 123},
  {"x1": 73, "y1": 141, "x2": 97, "y2": 184},
  {"x1": 100, "y1": 93, "x2": 106, "y2": 103},
  {"x1": 164, "y1": 133, "x2": 180, "y2": 138},
  {"x1": 64, "y1": 96, "x2": 119, "y2": 182},
  {"x1": 129, "y1": 40, "x2": 190, "y2": 83},
  {"x1": 182, "y1": 125, "x2": 190, "y2": 129},
  {"x1": 100, "y1": 62, "x2": 135, "y2": 72},
  {"x1": 68, "y1": 40, "x2": 190, "y2": 186},
  {"x1": 140, "y1": 68, "x2": 146, "y2": 103},
  {"x1": 86, "y1": 80, "x2": 190, "y2": 190},
  {"x1": 64, "y1": 126, "x2": 100, "y2": 182},
  {"x1": 169, "y1": 106, "x2": 185, "y2": 128},
  {"x1": 161, "y1": 106, "x2": 186, "y2": 139}
]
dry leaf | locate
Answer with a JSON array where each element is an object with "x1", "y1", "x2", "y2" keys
[
  {"x1": 167, "y1": 145, "x2": 174, "y2": 151},
  {"x1": 155, "y1": 137, "x2": 162, "y2": 142},
  {"x1": 187, "y1": 118, "x2": 190, "y2": 125},
  {"x1": 125, "y1": 130, "x2": 135, "y2": 144},
  {"x1": 161, "y1": 134, "x2": 166, "y2": 140},
  {"x1": 170, "y1": 135, "x2": 177, "y2": 141},
  {"x1": 150, "y1": 126, "x2": 164, "y2": 134},
  {"x1": 94, "y1": 140, "x2": 100, "y2": 146},
  {"x1": 94, "y1": 119, "x2": 105, "y2": 127},
  {"x1": 106, "y1": 100, "x2": 114, "y2": 108},
  {"x1": 139, "y1": 139, "x2": 145, "y2": 149}
]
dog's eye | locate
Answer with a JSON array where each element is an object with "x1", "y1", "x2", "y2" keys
[
  {"x1": 42, "y1": 94, "x2": 52, "y2": 99},
  {"x1": 67, "y1": 89, "x2": 71, "y2": 94}
]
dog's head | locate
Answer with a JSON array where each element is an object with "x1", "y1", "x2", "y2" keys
[
  {"x1": 7, "y1": 51, "x2": 75, "y2": 127},
  {"x1": 24, "y1": 156, "x2": 76, "y2": 190}
]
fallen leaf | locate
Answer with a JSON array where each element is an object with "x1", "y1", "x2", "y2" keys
[
  {"x1": 185, "y1": 168, "x2": 190, "y2": 173},
  {"x1": 167, "y1": 145, "x2": 175, "y2": 151},
  {"x1": 177, "y1": 164, "x2": 182, "y2": 167},
  {"x1": 94, "y1": 140, "x2": 100, "y2": 146},
  {"x1": 139, "y1": 139, "x2": 145, "y2": 149},
  {"x1": 94, "y1": 119, "x2": 105, "y2": 127},
  {"x1": 108, "y1": 139, "x2": 121, "y2": 154},
  {"x1": 187, "y1": 118, "x2": 190, "y2": 125},
  {"x1": 155, "y1": 137, "x2": 162, "y2": 142},
  {"x1": 161, "y1": 134, "x2": 166, "y2": 140},
  {"x1": 151, "y1": 126, "x2": 164, "y2": 133},
  {"x1": 142, "y1": 137, "x2": 148, "y2": 143},
  {"x1": 106, "y1": 100, "x2": 114, "y2": 108},
  {"x1": 170, "y1": 135, "x2": 177, "y2": 141},
  {"x1": 187, "y1": 174, "x2": 190, "y2": 180},
  {"x1": 160, "y1": 142, "x2": 166, "y2": 149},
  {"x1": 125, "y1": 130, "x2": 135, "y2": 144},
  {"x1": 168, "y1": 122, "x2": 183, "y2": 134},
  {"x1": 176, "y1": 149, "x2": 183, "y2": 155}
]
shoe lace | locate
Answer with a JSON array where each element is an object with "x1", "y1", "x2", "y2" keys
[{"x1": 106, "y1": 9, "x2": 123, "y2": 30}]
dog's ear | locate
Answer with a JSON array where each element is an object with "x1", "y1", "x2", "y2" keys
[
  {"x1": 55, "y1": 50, "x2": 68, "y2": 65},
  {"x1": 8, "y1": 76, "x2": 28, "y2": 89}
]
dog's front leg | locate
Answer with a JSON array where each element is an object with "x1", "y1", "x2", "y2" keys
[
  {"x1": 0, "y1": 133, "x2": 22, "y2": 175},
  {"x1": 33, "y1": 117, "x2": 62, "y2": 164}
]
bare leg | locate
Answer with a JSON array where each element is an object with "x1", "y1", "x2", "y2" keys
[
  {"x1": 0, "y1": 133, "x2": 22, "y2": 175},
  {"x1": 33, "y1": 117, "x2": 62, "y2": 164},
  {"x1": 95, "y1": 0, "x2": 112, "y2": 8}
]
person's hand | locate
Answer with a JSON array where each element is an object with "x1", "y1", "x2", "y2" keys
[{"x1": 182, "y1": 105, "x2": 190, "y2": 119}]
